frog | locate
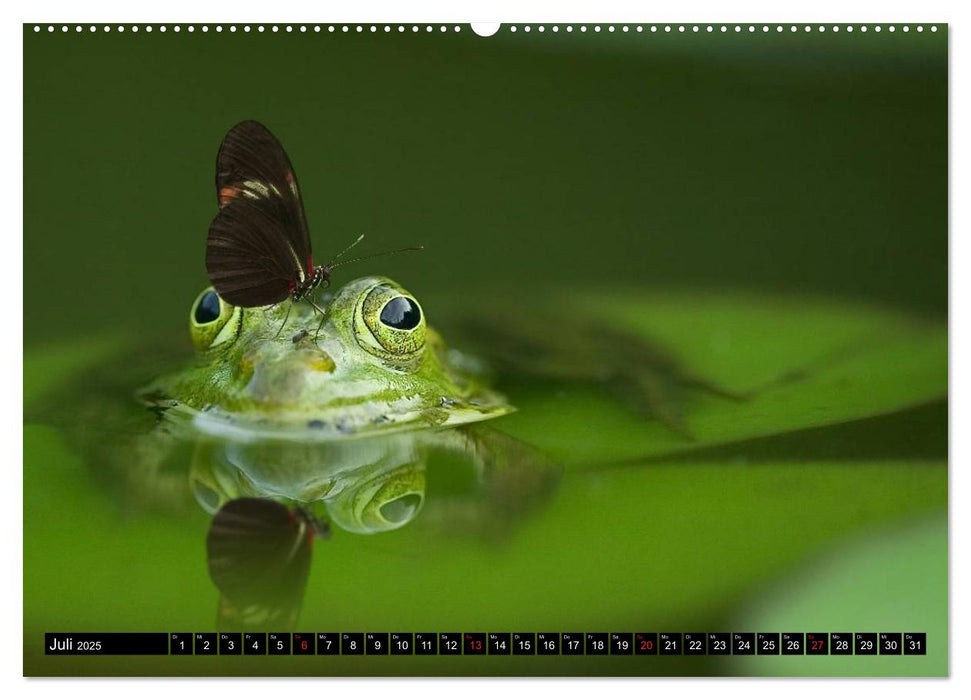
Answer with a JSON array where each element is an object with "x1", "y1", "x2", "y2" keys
[
  {"x1": 115, "y1": 275, "x2": 559, "y2": 538},
  {"x1": 77, "y1": 275, "x2": 550, "y2": 629},
  {"x1": 140, "y1": 275, "x2": 514, "y2": 442}
]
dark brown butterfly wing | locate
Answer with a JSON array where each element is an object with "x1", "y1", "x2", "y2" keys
[
  {"x1": 206, "y1": 121, "x2": 313, "y2": 306},
  {"x1": 206, "y1": 195, "x2": 302, "y2": 306},
  {"x1": 206, "y1": 498, "x2": 321, "y2": 630}
]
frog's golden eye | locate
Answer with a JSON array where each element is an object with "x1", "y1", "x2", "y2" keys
[
  {"x1": 354, "y1": 283, "x2": 426, "y2": 361},
  {"x1": 189, "y1": 287, "x2": 241, "y2": 352}
]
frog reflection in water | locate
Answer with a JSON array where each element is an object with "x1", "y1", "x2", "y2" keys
[{"x1": 139, "y1": 276, "x2": 559, "y2": 628}]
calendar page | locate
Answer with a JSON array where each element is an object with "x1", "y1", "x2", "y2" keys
[{"x1": 22, "y1": 20, "x2": 947, "y2": 677}]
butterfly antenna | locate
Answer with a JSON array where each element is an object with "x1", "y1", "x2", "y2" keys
[
  {"x1": 330, "y1": 245, "x2": 424, "y2": 270},
  {"x1": 326, "y1": 234, "x2": 366, "y2": 268}
]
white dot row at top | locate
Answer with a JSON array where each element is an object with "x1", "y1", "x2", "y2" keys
[{"x1": 31, "y1": 24, "x2": 940, "y2": 35}]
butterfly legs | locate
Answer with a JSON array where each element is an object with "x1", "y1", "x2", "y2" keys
[
  {"x1": 274, "y1": 301, "x2": 294, "y2": 338},
  {"x1": 307, "y1": 298, "x2": 328, "y2": 341}
]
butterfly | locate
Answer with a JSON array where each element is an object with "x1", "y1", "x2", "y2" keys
[
  {"x1": 206, "y1": 497, "x2": 329, "y2": 631},
  {"x1": 205, "y1": 121, "x2": 419, "y2": 317}
]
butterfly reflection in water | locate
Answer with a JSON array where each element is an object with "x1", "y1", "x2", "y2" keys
[{"x1": 206, "y1": 497, "x2": 329, "y2": 630}]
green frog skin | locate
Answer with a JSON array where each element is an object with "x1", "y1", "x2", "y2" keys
[{"x1": 143, "y1": 276, "x2": 512, "y2": 441}]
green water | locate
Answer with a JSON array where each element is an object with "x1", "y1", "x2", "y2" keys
[{"x1": 23, "y1": 25, "x2": 947, "y2": 676}]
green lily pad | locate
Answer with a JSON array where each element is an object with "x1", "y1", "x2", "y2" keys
[
  {"x1": 490, "y1": 290, "x2": 946, "y2": 467},
  {"x1": 725, "y1": 512, "x2": 947, "y2": 676}
]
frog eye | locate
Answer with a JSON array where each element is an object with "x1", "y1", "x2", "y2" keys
[
  {"x1": 190, "y1": 287, "x2": 241, "y2": 351},
  {"x1": 355, "y1": 283, "x2": 426, "y2": 361},
  {"x1": 325, "y1": 462, "x2": 426, "y2": 534},
  {"x1": 379, "y1": 296, "x2": 422, "y2": 330},
  {"x1": 194, "y1": 290, "x2": 221, "y2": 324}
]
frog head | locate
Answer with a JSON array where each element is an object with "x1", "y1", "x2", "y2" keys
[{"x1": 147, "y1": 276, "x2": 511, "y2": 439}]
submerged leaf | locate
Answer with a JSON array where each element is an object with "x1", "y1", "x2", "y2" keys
[{"x1": 473, "y1": 290, "x2": 946, "y2": 466}]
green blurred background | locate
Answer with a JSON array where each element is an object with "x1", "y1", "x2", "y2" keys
[
  {"x1": 24, "y1": 24, "x2": 945, "y2": 344},
  {"x1": 23, "y1": 24, "x2": 947, "y2": 677}
]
